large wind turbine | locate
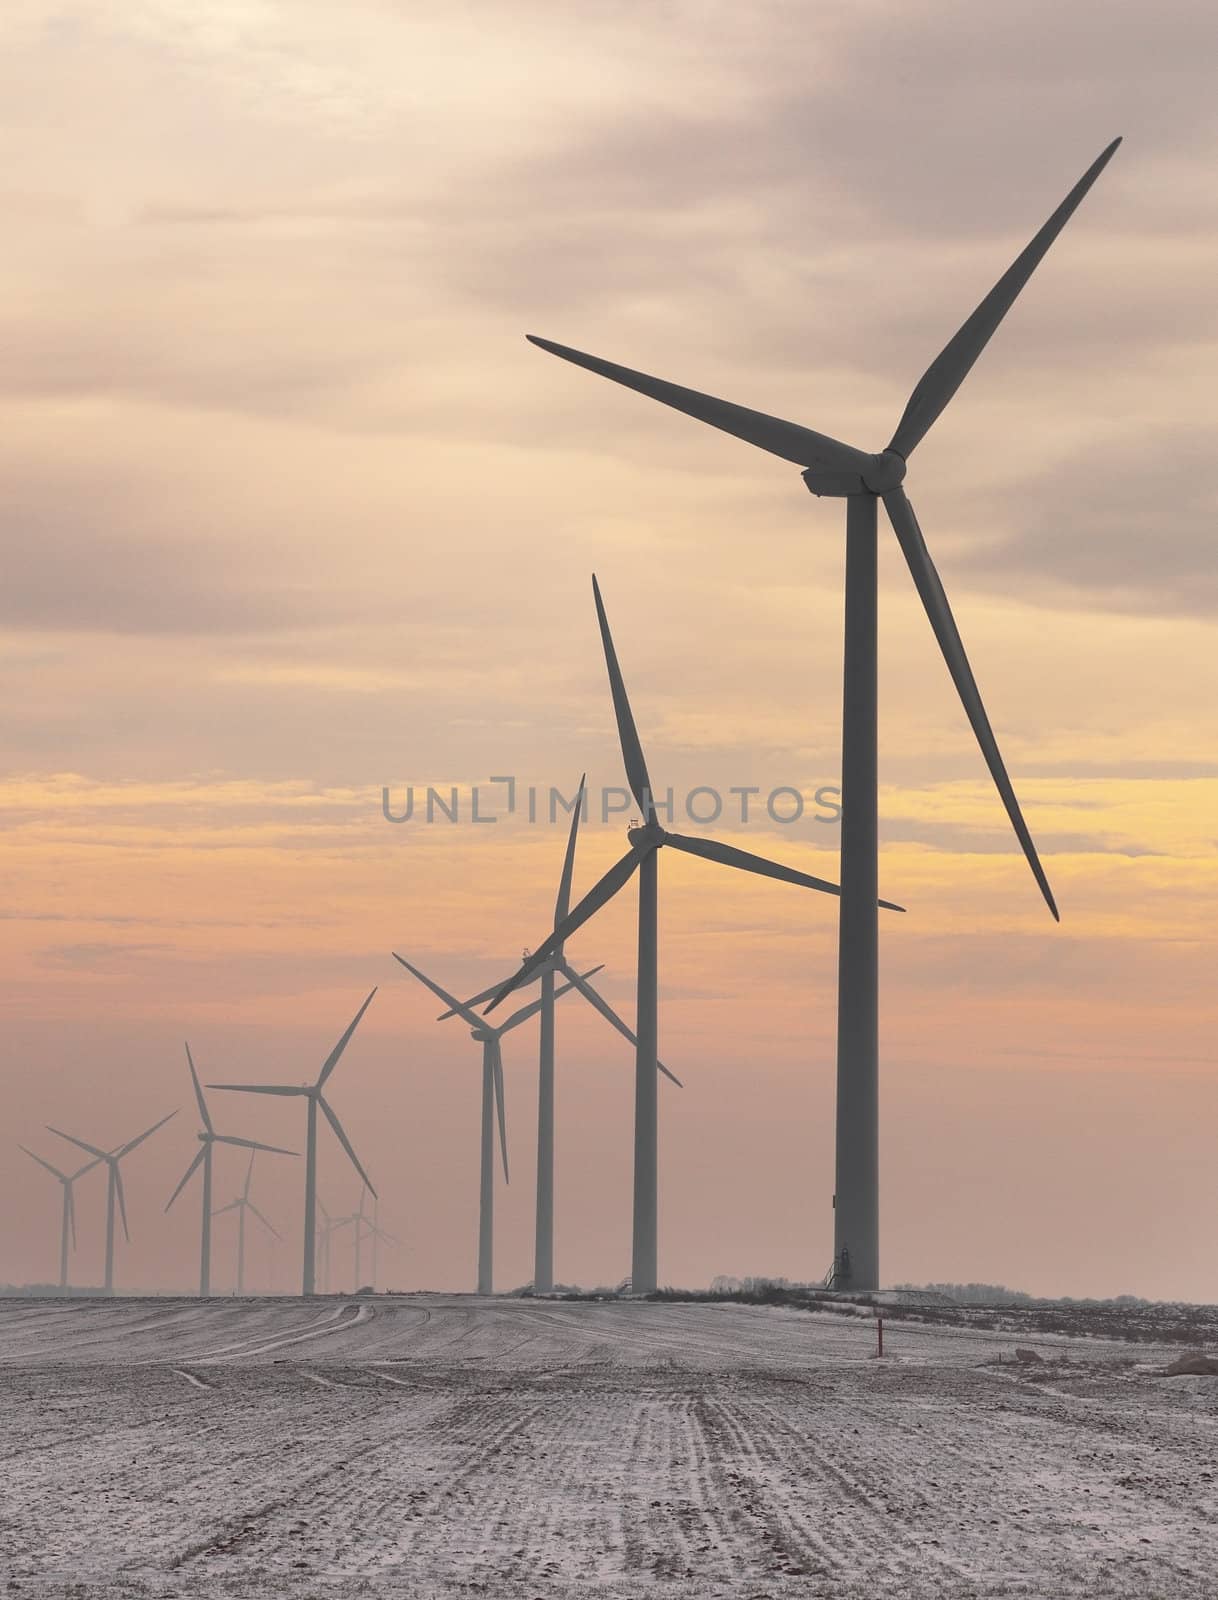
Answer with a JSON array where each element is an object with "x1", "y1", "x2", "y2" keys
[
  {"x1": 488, "y1": 579, "x2": 893, "y2": 1293},
  {"x1": 213, "y1": 1150, "x2": 282, "y2": 1296},
  {"x1": 436, "y1": 777, "x2": 682, "y2": 1295},
  {"x1": 393, "y1": 955, "x2": 596, "y2": 1294},
  {"x1": 18, "y1": 1145, "x2": 102, "y2": 1291},
  {"x1": 165, "y1": 1044, "x2": 295, "y2": 1296},
  {"x1": 48, "y1": 1113, "x2": 177, "y2": 1294},
  {"x1": 519, "y1": 140, "x2": 1120, "y2": 1289},
  {"x1": 209, "y1": 989, "x2": 378, "y2": 1296}
]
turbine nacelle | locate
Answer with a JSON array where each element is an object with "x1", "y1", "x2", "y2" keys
[{"x1": 802, "y1": 450, "x2": 906, "y2": 499}]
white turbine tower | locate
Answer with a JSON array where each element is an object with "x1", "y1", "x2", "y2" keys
[
  {"x1": 165, "y1": 1044, "x2": 295, "y2": 1296},
  {"x1": 488, "y1": 577, "x2": 891, "y2": 1292},
  {"x1": 48, "y1": 1113, "x2": 177, "y2": 1295},
  {"x1": 212, "y1": 1150, "x2": 282, "y2": 1296},
  {"x1": 393, "y1": 956, "x2": 596, "y2": 1294},
  {"x1": 517, "y1": 141, "x2": 1120, "y2": 1288},
  {"x1": 436, "y1": 778, "x2": 682, "y2": 1295},
  {"x1": 18, "y1": 1145, "x2": 102, "y2": 1291},
  {"x1": 208, "y1": 989, "x2": 378, "y2": 1295}
]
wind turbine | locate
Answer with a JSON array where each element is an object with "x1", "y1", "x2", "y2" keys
[
  {"x1": 519, "y1": 139, "x2": 1120, "y2": 1288},
  {"x1": 208, "y1": 988, "x2": 378, "y2": 1296},
  {"x1": 212, "y1": 1149, "x2": 282, "y2": 1296},
  {"x1": 365, "y1": 1192, "x2": 400, "y2": 1292},
  {"x1": 316, "y1": 1194, "x2": 349, "y2": 1293},
  {"x1": 393, "y1": 955, "x2": 598, "y2": 1294},
  {"x1": 48, "y1": 1112, "x2": 177, "y2": 1294},
  {"x1": 344, "y1": 1185, "x2": 400, "y2": 1291},
  {"x1": 18, "y1": 1145, "x2": 102, "y2": 1291},
  {"x1": 488, "y1": 580, "x2": 891, "y2": 1293},
  {"x1": 435, "y1": 776, "x2": 683, "y2": 1295},
  {"x1": 165, "y1": 1043, "x2": 295, "y2": 1296}
]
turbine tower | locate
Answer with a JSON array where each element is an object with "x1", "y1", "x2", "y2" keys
[
  {"x1": 212, "y1": 1150, "x2": 282, "y2": 1296},
  {"x1": 488, "y1": 579, "x2": 891, "y2": 1292},
  {"x1": 436, "y1": 778, "x2": 683, "y2": 1295},
  {"x1": 18, "y1": 1145, "x2": 102, "y2": 1291},
  {"x1": 48, "y1": 1112, "x2": 177, "y2": 1294},
  {"x1": 519, "y1": 139, "x2": 1120, "y2": 1288},
  {"x1": 166, "y1": 1043, "x2": 295, "y2": 1296},
  {"x1": 393, "y1": 955, "x2": 596, "y2": 1294},
  {"x1": 208, "y1": 989, "x2": 378, "y2": 1296}
]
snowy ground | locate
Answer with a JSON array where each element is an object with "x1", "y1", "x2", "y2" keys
[{"x1": 1, "y1": 1295, "x2": 1215, "y2": 1598}]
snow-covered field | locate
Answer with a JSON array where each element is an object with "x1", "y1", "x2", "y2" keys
[{"x1": 1, "y1": 1295, "x2": 1215, "y2": 1597}]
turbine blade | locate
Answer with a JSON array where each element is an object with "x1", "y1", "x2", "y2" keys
[
  {"x1": 165, "y1": 1146, "x2": 207, "y2": 1212},
  {"x1": 317, "y1": 988, "x2": 377, "y2": 1089},
  {"x1": 207, "y1": 1083, "x2": 304, "y2": 1096},
  {"x1": 665, "y1": 831, "x2": 858, "y2": 903},
  {"x1": 71, "y1": 1156, "x2": 103, "y2": 1181},
  {"x1": 882, "y1": 487, "x2": 1058, "y2": 918},
  {"x1": 484, "y1": 847, "x2": 643, "y2": 1013},
  {"x1": 527, "y1": 335, "x2": 871, "y2": 474},
  {"x1": 593, "y1": 575, "x2": 653, "y2": 817},
  {"x1": 47, "y1": 1127, "x2": 107, "y2": 1161},
  {"x1": 242, "y1": 1149, "x2": 256, "y2": 1200},
  {"x1": 318, "y1": 1096, "x2": 377, "y2": 1198},
  {"x1": 434, "y1": 968, "x2": 546, "y2": 1019},
  {"x1": 115, "y1": 1167, "x2": 130, "y2": 1241},
  {"x1": 247, "y1": 1202, "x2": 281, "y2": 1239},
  {"x1": 498, "y1": 965, "x2": 600, "y2": 1032},
  {"x1": 889, "y1": 139, "x2": 1122, "y2": 458},
  {"x1": 184, "y1": 1042, "x2": 213, "y2": 1132},
  {"x1": 117, "y1": 1110, "x2": 177, "y2": 1159},
  {"x1": 554, "y1": 774, "x2": 586, "y2": 932},
  {"x1": 557, "y1": 961, "x2": 683, "y2": 1087},
  {"x1": 212, "y1": 1135, "x2": 297, "y2": 1156},
  {"x1": 492, "y1": 1041, "x2": 509, "y2": 1184},
  {"x1": 68, "y1": 1185, "x2": 78, "y2": 1250},
  {"x1": 19, "y1": 1144, "x2": 67, "y2": 1182},
  {"x1": 212, "y1": 1200, "x2": 240, "y2": 1216},
  {"x1": 392, "y1": 955, "x2": 484, "y2": 1029}
]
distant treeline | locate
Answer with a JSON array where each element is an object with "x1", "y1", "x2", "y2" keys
[
  {"x1": 896, "y1": 1282, "x2": 1154, "y2": 1308},
  {"x1": 0, "y1": 1284, "x2": 113, "y2": 1297}
]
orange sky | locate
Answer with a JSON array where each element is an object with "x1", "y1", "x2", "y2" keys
[{"x1": 2, "y1": 0, "x2": 1216, "y2": 1302}]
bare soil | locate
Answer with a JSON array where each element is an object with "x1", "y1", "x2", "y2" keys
[{"x1": 0, "y1": 1294, "x2": 1215, "y2": 1597}]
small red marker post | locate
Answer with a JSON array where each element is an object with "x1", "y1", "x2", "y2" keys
[{"x1": 876, "y1": 1313, "x2": 884, "y2": 1358}]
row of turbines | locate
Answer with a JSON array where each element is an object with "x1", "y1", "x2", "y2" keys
[
  {"x1": 17, "y1": 138, "x2": 1118, "y2": 1301},
  {"x1": 19, "y1": 1064, "x2": 395, "y2": 1297}
]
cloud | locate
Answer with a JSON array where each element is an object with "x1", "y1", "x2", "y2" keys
[{"x1": 961, "y1": 427, "x2": 1218, "y2": 615}]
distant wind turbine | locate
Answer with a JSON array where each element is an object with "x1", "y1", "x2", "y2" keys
[
  {"x1": 436, "y1": 775, "x2": 682, "y2": 1295},
  {"x1": 165, "y1": 1043, "x2": 295, "y2": 1296},
  {"x1": 316, "y1": 1194, "x2": 347, "y2": 1294},
  {"x1": 393, "y1": 955, "x2": 597, "y2": 1294},
  {"x1": 488, "y1": 577, "x2": 893, "y2": 1293},
  {"x1": 209, "y1": 988, "x2": 378, "y2": 1296},
  {"x1": 48, "y1": 1112, "x2": 177, "y2": 1294},
  {"x1": 518, "y1": 140, "x2": 1119, "y2": 1288},
  {"x1": 348, "y1": 1185, "x2": 399, "y2": 1291},
  {"x1": 18, "y1": 1145, "x2": 102, "y2": 1291},
  {"x1": 212, "y1": 1149, "x2": 282, "y2": 1296}
]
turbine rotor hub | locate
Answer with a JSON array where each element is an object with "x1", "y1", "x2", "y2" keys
[
  {"x1": 628, "y1": 819, "x2": 667, "y2": 850},
  {"x1": 861, "y1": 450, "x2": 906, "y2": 493}
]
